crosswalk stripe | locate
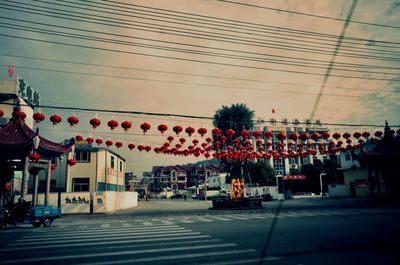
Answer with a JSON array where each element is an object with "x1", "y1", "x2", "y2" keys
[
  {"x1": 100, "y1": 223, "x2": 110, "y2": 228},
  {"x1": 25, "y1": 225, "x2": 180, "y2": 238},
  {"x1": 180, "y1": 218, "x2": 195, "y2": 223},
  {"x1": 74, "y1": 249, "x2": 256, "y2": 265},
  {"x1": 196, "y1": 216, "x2": 213, "y2": 222},
  {"x1": 122, "y1": 222, "x2": 132, "y2": 227},
  {"x1": 0, "y1": 243, "x2": 238, "y2": 264},
  {"x1": 210, "y1": 215, "x2": 232, "y2": 221},
  {"x1": 193, "y1": 255, "x2": 281, "y2": 265},
  {"x1": 9, "y1": 231, "x2": 201, "y2": 246},
  {"x1": 142, "y1": 221, "x2": 154, "y2": 226},
  {"x1": 1, "y1": 236, "x2": 215, "y2": 252}
]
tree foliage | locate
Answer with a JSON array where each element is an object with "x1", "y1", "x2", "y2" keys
[
  {"x1": 245, "y1": 162, "x2": 276, "y2": 186},
  {"x1": 213, "y1": 103, "x2": 255, "y2": 132}
]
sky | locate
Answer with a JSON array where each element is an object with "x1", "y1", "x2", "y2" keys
[{"x1": 0, "y1": 0, "x2": 399, "y2": 176}]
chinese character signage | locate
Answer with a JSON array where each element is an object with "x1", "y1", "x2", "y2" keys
[{"x1": 16, "y1": 76, "x2": 40, "y2": 107}]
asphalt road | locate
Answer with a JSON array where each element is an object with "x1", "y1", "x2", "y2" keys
[{"x1": 1, "y1": 198, "x2": 399, "y2": 265}]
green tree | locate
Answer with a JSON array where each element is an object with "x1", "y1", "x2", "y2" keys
[
  {"x1": 301, "y1": 159, "x2": 340, "y2": 193},
  {"x1": 213, "y1": 103, "x2": 255, "y2": 132},
  {"x1": 246, "y1": 162, "x2": 276, "y2": 186}
]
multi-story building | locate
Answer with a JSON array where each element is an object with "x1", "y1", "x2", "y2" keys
[
  {"x1": 66, "y1": 142, "x2": 126, "y2": 193},
  {"x1": 151, "y1": 165, "x2": 187, "y2": 192}
]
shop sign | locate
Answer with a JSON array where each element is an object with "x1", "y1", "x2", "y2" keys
[{"x1": 16, "y1": 76, "x2": 40, "y2": 107}]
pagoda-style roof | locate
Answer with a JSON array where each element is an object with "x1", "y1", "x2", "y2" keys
[
  {"x1": 362, "y1": 122, "x2": 400, "y2": 159},
  {"x1": 0, "y1": 118, "x2": 74, "y2": 160}
]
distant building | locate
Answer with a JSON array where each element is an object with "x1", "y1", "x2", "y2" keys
[{"x1": 66, "y1": 142, "x2": 126, "y2": 193}]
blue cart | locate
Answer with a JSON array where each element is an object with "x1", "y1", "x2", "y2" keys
[{"x1": 0, "y1": 204, "x2": 61, "y2": 228}]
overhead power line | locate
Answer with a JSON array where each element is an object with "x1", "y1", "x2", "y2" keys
[
  {"x1": 2, "y1": 0, "x2": 400, "y2": 56},
  {"x1": 218, "y1": 0, "x2": 400, "y2": 29},
  {"x1": 4, "y1": 63, "x2": 397, "y2": 100},
  {"x1": 0, "y1": 102, "x2": 390, "y2": 128},
  {"x1": 1, "y1": 29, "x2": 399, "y2": 82},
  {"x1": 1, "y1": 53, "x2": 398, "y2": 94}
]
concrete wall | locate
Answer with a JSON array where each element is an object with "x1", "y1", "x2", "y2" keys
[
  {"x1": 344, "y1": 168, "x2": 370, "y2": 197},
  {"x1": 26, "y1": 191, "x2": 138, "y2": 214}
]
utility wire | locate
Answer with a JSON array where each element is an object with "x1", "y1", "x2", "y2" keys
[
  {"x1": 92, "y1": 0, "x2": 400, "y2": 45},
  {"x1": 32, "y1": 0, "x2": 400, "y2": 54},
  {"x1": 1, "y1": 15, "x2": 399, "y2": 72},
  {"x1": 2, "y1": 1, "x2": 400, "y2": 61},
  {"x1": 0, "y1": 102, "x2": 391, "y2": 128},
  {"x1": 4, "y1": 63, "x2": 396, "y2": 100},
  {"x1": 1, "y1": 53, "x2": 398, "y2": 94},
  {"x1": 1, "y1": 30, "x2": 400, "y2": 82},
  {"x1": 1, "y1": 21, "x2": 399, "y2": 78},
  {"x1": 218, "y1": 0, "x2": 400, "y2": 29}
]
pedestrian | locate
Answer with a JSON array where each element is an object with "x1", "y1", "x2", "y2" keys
[{"x1": 183, "y1": 194, "x2": 187, "y2": 202}]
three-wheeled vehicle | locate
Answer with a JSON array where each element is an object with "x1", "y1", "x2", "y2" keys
[{"x1": 0, "y1": 200, "x2": 61, "y2": 228}]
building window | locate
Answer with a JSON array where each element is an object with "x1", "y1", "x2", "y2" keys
[
  {"x1": 345, "y1": 153, "x2": 351, "y2": 161},
  {"x1": 119, "y1": 161, "x2": 123, "y2": 171},
  {"x1": 171, "y1": 171, "x2": 177, "y2": 182},
  {"x1": 72, "y1": 178, "x2": 89, "y2": 192},
  {"x1": 273, "y1": 158, "x2": 285, "y2": 176},
  {"x1": 75, "y1": 151, "x2": 90, "y2": 162},
  {"x1": 110, "y1": 156, "x2": 115, "y2": 169}
]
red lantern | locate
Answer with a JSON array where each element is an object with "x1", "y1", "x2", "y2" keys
[
  {"x1": 0, "y1": 109, "x2": 3, "y2": 118},
  {"x1": 75, "y1": 134, "x2": 83, "y2": 142},
  {"x1": 299, "y1": 132, "x2": 309, "y2": 142},
  {"x1": 67, "y1": 159, "x2": 77, "y2": 167},
  {"x1": 276, "y1": 132, "x2": 286, "y2": 141},
  {"x1": 50, "y1": 114, "x2": 62, "y2": 126},
  {"x1": 145, "y1": 146, "x2": 152, "y2": 152},
  {"x1": 67, "y1": 116, "x2": 79, "y2": 127},
  {"x1": 220, "y1": 136, "x2": 227, "y2": 143},
  {"x1": 51, "y1": 164, "x2": 57, "y2": 171},
  {"x1": 140, "y1": 122, "x2": 151, "y2": 134},
  {"x1": 198, "y1": 127, "x2": 207, "y2": 137},
  {"x1": 105, "y1": 140, "x2": 113, "y2": 147},
  {"x1": 322, "y1": 132, "x2": 330, "y2": 140},
  {"x1": 86, "y1": 136, "x2": 94, "y2": 144},
  {"x1": 138, "y1": 145, "x2": 145, "y2": 151},
  {"x1": 157, "y1": 124, "x2": 168, "y2": 134},
  {"x1": 241, "y1": 130, "x2": 250, "y2": 139},
  {"x1": 29, "y1": 152, "x2": 40, "y2": 162},
  {"x1": 95, "y1": 138, "x2": 103, "y2": 145},
  {"x1": 128, "y1": 143, "x2": 136, "y2": 150},
  {"x1": 13, "y1": 110, "x2": 26, "y2": 121},
  {"x1": 289, "y1": 132, "x2": 298, "y2": 141},
  {"x1": 342, "y1": 132, "x2": 351, "y2": 139},
  {"x1": 185, "y1": 126, "x2": 195, "y2": 136},
  {"x1": 311, "y1": 132, "x2": 320, "y2": 141},
  {"x1": 253, "y1": 130, "x2": 262, "y2": 139},
  {"x1": 33, "y1": 112, "x2": 45, "y2": 123},
  {"x1": 179, "y1": 138, "x2": 186, "y2": 144},
  {"x1": 121, "y1": 121, "x2": 132, "y2": 132},
  {"x1": 374, "y1": 130, "x2": 383, "y2": 137},
  {"x1": 192, "y1": 139, "x2": 199, "y2": 145},
  {"x1": 226, "y1": 129, "x2": 236, "y2": 138},
  {"x1": 353, "y1": 132, "x2": 362, "y2": 139},
  {"x1": 212, "y1": 128, "x2": 222, "y2": 136},
  {"x1": 115, "y1": 141, "x2": 123, "y2": 148},
  {"x1": 173, "y1": 125, "x2": 183, "y2": 136},
  {"x1": 332, "y1": 132, "x2": 341, "y2": 140},
  {"x1": 205, "y1": 137, "x2": 212, "y2": 143},
  {"x1": 167, "y1": 136, "x2": 174, "y2": 143},
  {"x1": 108, "y1": 119, "x2": 119, "y2": 131},
  {"x1": 90, "y1": 117, "x2": 101, "y2": 129},
  {"x1": 362, "y1": 131, "x2": 370, "y2": 138},
  {"x1": 264, "y1": 131, "x2": 273, "y2": 139}
]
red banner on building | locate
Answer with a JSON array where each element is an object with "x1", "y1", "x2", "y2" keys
[{"x1": 282, "y1": 175, "x2": 306, "y2": 180}]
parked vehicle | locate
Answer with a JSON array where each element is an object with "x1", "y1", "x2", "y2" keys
[{"x1": 0, "y1": 200, "x2": 61, "y2": 228}]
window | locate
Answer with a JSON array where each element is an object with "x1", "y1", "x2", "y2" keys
[
  {"x1": 75, "y1": 151, "x2": 90, "y2": 162},
  {"x1": 119, "y1": 161, "x2": 123, "y2": 171},
  {"x1": 72, "y1": 178, "x2": 89, "y2": 192},
  {"x1": 171, "y1": 171, "x2": 177, "y2": 182},
  {"x1": 273, "y1": 158, "x2": 285, "y2": 176},
  {"x1": 345, "y1": 153, "x2": 351, "y2": 161},
  {"x1": 110, "y1": 156, "x2": 115, "y2": 169}
]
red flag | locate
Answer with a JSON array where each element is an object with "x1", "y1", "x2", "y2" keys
[
  {"x1": 272, "y1": 108, "x2": 275, "y2": 114},
  {"x1": 8, "y1": 64, "x2": 13, "y2": 78}
]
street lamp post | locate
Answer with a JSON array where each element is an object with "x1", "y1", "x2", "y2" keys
[
  {"x1": 204, "y1": 164, "x2": 207, "y2": 203},
  {"x1": 320, "y1": 172, "x2": 326, "y2": 198}
]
